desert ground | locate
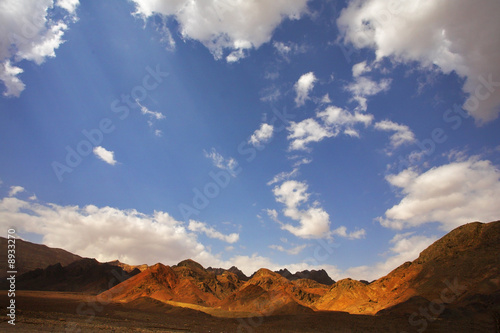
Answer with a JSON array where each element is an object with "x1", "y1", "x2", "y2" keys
[{"x1": 1, "y1": 291, "x2": 497, "y2": 332}]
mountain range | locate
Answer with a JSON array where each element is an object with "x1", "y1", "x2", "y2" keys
[{"x1": 2, "y1": 220, "x2": 500, "y2": 322}]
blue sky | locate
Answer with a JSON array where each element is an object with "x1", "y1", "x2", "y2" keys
[{"x1": 1, "y1": 0, "x2": 500, "y2": 281}]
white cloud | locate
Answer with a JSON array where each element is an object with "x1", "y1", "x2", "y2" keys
[
  {"x1": 379, "y1": 157, "x2": 500, "y2": 230},
  {"x1": 93, "y1": 146, "x2": 117, "y2": 166},
  {"x1": 0, "y1": 193, "x2": 343, "y2": 279},
  {"x1": 345, "y1": 233, "x2": 437, "y2": 281},
  {"x1": 130, "y1": 0, "x2": 309, "y2": 62},
  {"x1": 318, "y1": 105, "x2": 374, "y2": 131},
  {"x1": 346, "y1": 77, "x2": 391, "y2": 111},
  {"x1": 0, "y1": 196, "x2": 223, "y2": 266},
  {"x1": 287, "y1": 118, "x2": 335, "y2": 151},
  {"x1": 374, "y1": 119, "x2": 416, "y2": 150},
  {"x1": 294, "y1": 72, "x2": 317, "y2": 106},
  {"x1": 249, "y1": 123, "x2": 274, "y2": 147},
  {"x1": 338, "y1": 0, "x2": 500, "y2": 123},
  {"x1": 8, "y1": 186, "x2": 25, "y2": 197},
  {"x1": 352, "y1": 61, "x2": 371, "y2": 77},
  {"x1": 287, "y1": 105, "x2": 375, "y2": 151},
  {"x1": 56, "y1": 0, "x2": 79, "y2": 14},
  {"x1": 332, "y1": 226, "x2": 366, "y2": 240},
  {"x1": 203, "y1": 148, "x2": 239, "y2": 176},
  {"x1": 269, "y1": 244, "x2": 307, "y2": 255},
  {"x1": 0, "y1": 61, "x2": 25, "y2": 97},
  {"x1": 187, "y1": 220, "x2": 239, "y2": 244},
  {"x1": 272, "y1": 180, "x2": 331, "y2": 239},
  {"x1": 0, "y1": 0, "x2": 78, "y2": 97}
]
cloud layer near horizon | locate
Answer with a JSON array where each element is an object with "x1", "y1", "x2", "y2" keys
[{"x1": 0, "y1": 191, "x2": 433, "y2": 282}]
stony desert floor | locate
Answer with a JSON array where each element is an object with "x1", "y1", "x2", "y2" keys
[{"x1": 0, "y1": 291, "x2": 497, "y2": 332}]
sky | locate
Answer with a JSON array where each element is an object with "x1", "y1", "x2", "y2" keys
[{"x1": 1, "y1": 0, "x2": 500, "y2": 281}]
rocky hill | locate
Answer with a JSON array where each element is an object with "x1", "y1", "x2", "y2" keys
[
  {"x1": 0, "y1": 237, "x2": 81, "y2": 278},
  {"x1": 8, "y1": 258, "x2": 139, "y2": 294},
  {"x1": 315, "y1": 221, "x2": 500, "y2": 314}
]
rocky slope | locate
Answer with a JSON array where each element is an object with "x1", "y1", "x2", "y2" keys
[
  {"x1": 315, "y1": 221, "x2": 500, "y2": 314},
  {"x1": 9, "y1": 258, "x2": 138, "y2": 294},
  {"x1": 0, "y1": 237, "x2": 81, "y2": 278}
]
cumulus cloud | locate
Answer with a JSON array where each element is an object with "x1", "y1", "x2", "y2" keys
[
  {"x1": 8, "y1": 186, "x2": 25, "y2": 197},
  {"x1": 0, "y1": 0, "x2": 78, "y2": 97},
  {"x1": 203, "y1": 147, "x2": 239, "y2": 176},
  {"x1": 93, "y1": 146, "x2": 117, "y2": 165},
  {"x1": 318, "y1": 105, "x2": 374, "y2": 136},
  {"x1": 374, "y1": 119, "x2": 416, "y2": 150},
  {"x1": 287, "y1": 106, "x2": 373, "y2": 150},
  {"x1": 379, "y1": 157, "x2": 500, "y2": 230},
  {"x1": 294, "y1": 72, "x2": 317, "y2": 106},
  {"x1": 188, "y1": 220, "x2": 239, "y2": 244},
  {"x1": 0, "y1": 193, "x2": 344, "y2": 279},
  {"x1": 0, "y1": 196, "x2": 240, "y2": 266},
  {"x1": 338, "y1": 0, "x2": 500, "y2": 123},
  {"x1": 130, "y1": 0, "x2": 309, "y2": 62},
  {"x1": 272, "y1": 180, "x2": 331, "y2": 239},
  {"x1": 0, "y1": 61, "x2": 25, "y2": 97},
  {"x1": 287, "y1": 118, "x2": 335, "y2": 151},
  {"x1": 249, "y1": 123, "x2": 274, "y2": 147}
]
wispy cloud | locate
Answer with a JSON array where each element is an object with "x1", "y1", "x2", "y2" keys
[
  {"x1": 269, "y1": 243, "x2": 307, "y2": 255},
  {"x1": 374, "y1": 120, "x2": 416, "y2": 152},
  {"x1": 188, "y1": 220, "x2": 239, "y2": 244},
  {"x1": 8, "y1": 186, "x2": 25, "y2": 197},
  {"x1": 204, "y1": 148, "x2": 239, "y2": 176}
]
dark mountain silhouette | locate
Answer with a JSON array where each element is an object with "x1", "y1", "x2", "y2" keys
[
  {"x1": 275, "y1": 268, "x2": 335, "y2": 285},
  {"x1": 0, "y1": 237, "x2": 81, "y2": 278},
  {"x1": 5, "y1": 258, "x2": 139, "y2": 294},
  {"x1": 207, "y1": 265, "x2": 249, "y2": 281}
]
